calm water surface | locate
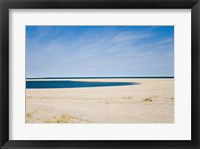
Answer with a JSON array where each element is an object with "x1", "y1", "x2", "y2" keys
[{"x1": 26, "y1": 80, "x2": 138, "y2": 89}]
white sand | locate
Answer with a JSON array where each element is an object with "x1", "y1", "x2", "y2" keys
[{"x1": 26, "y1": 79, "x2": 174, "y2": 123}]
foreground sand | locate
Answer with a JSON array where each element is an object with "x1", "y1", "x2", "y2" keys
[{"x1": 26, "y1": 79, "x2": 174, "y2": 123}]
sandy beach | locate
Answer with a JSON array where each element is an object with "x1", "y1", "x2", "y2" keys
[{"x1": 26, "y1": 78, "x2": 174, "y2": 123}]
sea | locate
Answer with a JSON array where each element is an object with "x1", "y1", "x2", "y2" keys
[{"x1": 26, "y1": 77, "x2": 173, "y2": 89}]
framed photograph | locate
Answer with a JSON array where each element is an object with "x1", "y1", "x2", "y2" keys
[{"x1": 0, "y1": 0, "x2": 199, "y2": 148}]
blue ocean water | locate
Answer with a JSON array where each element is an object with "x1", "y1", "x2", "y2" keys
[{"x1": 26, "y1": 80, "x2": 138, "y2": 89}]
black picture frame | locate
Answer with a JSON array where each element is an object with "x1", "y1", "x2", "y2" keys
[{"x1": 0, "y1": 0, "x2": 199, "y2": 148}]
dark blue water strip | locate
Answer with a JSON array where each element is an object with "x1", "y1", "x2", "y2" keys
[{"x1": 26, "y1": 80, "x2": 138, "y2": 89}]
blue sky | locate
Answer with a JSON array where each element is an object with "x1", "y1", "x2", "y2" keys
[{"x1": 26, "y1": 26, "x2": 174, "y2": 78}]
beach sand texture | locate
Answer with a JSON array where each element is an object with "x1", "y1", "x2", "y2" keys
[{"x1": 26, "y1": 79, "x2": 174, "y2": 123}]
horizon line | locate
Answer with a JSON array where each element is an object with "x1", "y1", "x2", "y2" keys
[{"x1": 26, "y1": 76, "x2": 174, "y2": 79}]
